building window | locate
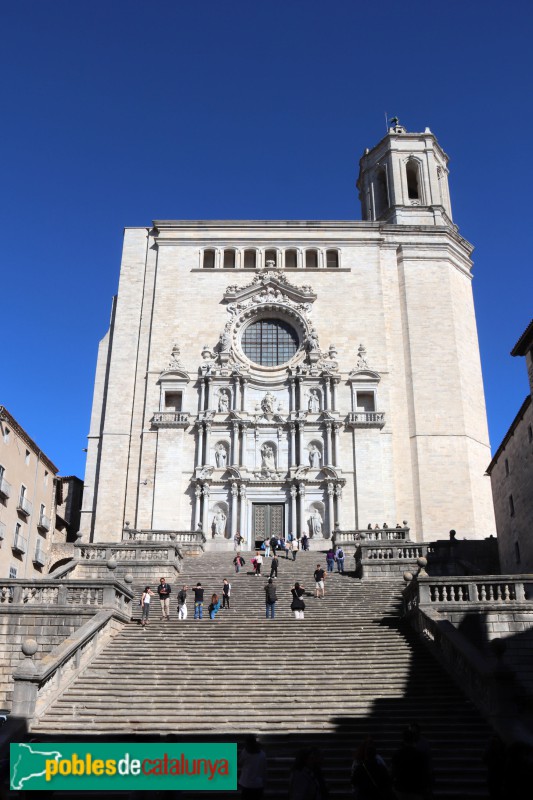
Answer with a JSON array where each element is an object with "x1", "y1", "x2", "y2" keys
[
  {"x1": 243, "y1": 249, "x2": 256, "y2": 269},
  {"x1": 285, "y1": 249, "x2": 297, "y2": 269},
  {"x1": 241, "y1": 318, "x2": 299, "y2": 367},
  {"x1": 305, "y1": 250, "x2": 318, "y2": 269},
  {"x1": 9, "y1": 566, "x2": 17, "y2": 579},
  {"x1": 3, "y1": 427, "x2": 10, "y2": 444},
  {"x1": 164, "y1": 392, "x2": 182, "y2": 412},
  {"x1": 203, "y1": 250, "x2": 216, "y2": 269},
  {"x1": 515, "y1": 541, "x2": 521, "y2": 564},
  {"x1": 509, "y1": 495, "x2": 515, "y2": 517},
  {"x1": 223, "y1": 250, "x2": 236, "y2": 268},
  {"x1": 25, "y1": 450, "x2": 30, "y2": 465},
  {"x1": 264, "y1": 249, "x2": 277, "y2": 267},
  {"x1": 505, "y1": 458, "x2": 510, "y2": 476},
  {"x1": 326, "y1": 250, "x2": 339, "y2": 269},
  {"x1": 374, "y1": 167, "x2": 389, "y2": 218},
  {"x1": 406, "y1": 159, "x2": 421, "y2": 201},
  {"x1": 356, "y1": 392, "x2": 376, "y2": 412}
]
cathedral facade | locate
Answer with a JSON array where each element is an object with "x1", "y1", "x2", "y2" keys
[{"x1": 80, "y1": 124, "x2": 496, "y2": 546}]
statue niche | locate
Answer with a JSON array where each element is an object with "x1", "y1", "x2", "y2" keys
[
  {"x1": 308, "y1": 506, "x2": 324, "y2": 539},
  {"x1": 259, "y1": 442, "x2": 277, "y2": 478},
  {"x1": 218, "y1": 389, "x2": 230, "y2": 413},
  {"x1": 307, "y1": 389, "x2": 321, "y2": 413},
  {"x1": 308, "y1": 441, "x2": 322, "y2": 469},
  {"x1": 215, "y1": 442, "x2": 229, "y2": 469},
  {"x1": 211, "y1": 506, "x2": 228, "y2": 538}
]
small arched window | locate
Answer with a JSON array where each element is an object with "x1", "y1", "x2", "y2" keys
[
  {"x1": 265, "y1": 249, "x2": 277, "y2": 267},
  {"x1": 223, "y1": 250, "x2": 236, "y2": 268},
  {"x1": 326, "y1": 250, "x2": 339, "y2": 269},
  {"x1": 305, "y1": 250, "x2": 318, "y2": 269},
  {"x1": 243, "y1": 250, "x2": 256, "y2": 269},
  {"x1": 285, "y1": 249, "x2": 297, "y2": 269},
  {"x1": 203, "y1": 250, "x2": 215, "y2": 268},
  {"x1": 406, "y1": 160, "x2": 421, "y2": 201}
]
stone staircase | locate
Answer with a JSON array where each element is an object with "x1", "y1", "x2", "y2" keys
[{"x1": 31, "y1": 551, "x2": 493, "y2": 797}]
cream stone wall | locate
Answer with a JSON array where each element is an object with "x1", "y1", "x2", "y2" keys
[{"x1": 81, "y1": 130, "x2": 496, "y2": 544}]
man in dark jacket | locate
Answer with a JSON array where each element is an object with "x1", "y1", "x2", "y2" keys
[
  {"x1": 264, "y1": 579, "x2": 277, "y2": 619},
  {"x1": 193, "y1": 583, "x2": 204, "y2": 620},
  {"x1": 157, "y1": 577, "x2": 172, "y2": 620},
  {"x1": 270, "y1": 555, "x2": 279, "y2": 579}
]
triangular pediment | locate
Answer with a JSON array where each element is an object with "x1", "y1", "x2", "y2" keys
[{"x1": 224, "y1": 270, "x2": 316, "y2": 305}]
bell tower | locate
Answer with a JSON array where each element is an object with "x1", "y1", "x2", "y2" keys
[{"x1": 357, "y1": 120, "x2": 453, "y2": 226}]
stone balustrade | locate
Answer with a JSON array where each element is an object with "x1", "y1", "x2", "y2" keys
[
  {"x1": 122, "y1": 528, "x2": 205, "y2": 548},
  {"x1": 0, "y1": 579, "x2": 133, "y2": 611},
  {"x1": 335, "y1": 526, "x2": 410, "y2": 543},
  {"x1": 346, "y1": 411, "x2": 385, "y2": 428},
  {"x1": 150, "y1": 411, "x2": 190, "y2": 428},
  {"x1": 10, "y1": 610, "x2": 127, "y2": 722},
  {"x1": 403, "y1": 575, "x2": 533, "y2": 742}
]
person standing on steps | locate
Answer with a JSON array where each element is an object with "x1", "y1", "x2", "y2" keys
[
  {"x1": 326, "y1": 548, "x2": 335, "y2": 572},
  {"x1": 157, "y1": 576, "x2": 172, "y2": 620},
  {"x1": 193, "y1": 582, "x2": 204, "y2": 619},
  {"x1": 270, "y1": 535, "x2": 278, "y2": 556},
  {"x1": 222, "y1": 578, "x2": 231, "y2": 609},
  {"x1": 255, "y1": 552, "x2": 263, "y2": 577},
  {"x1": 314, "y1": 564, "x2": 326, "y2": 598},
  {"x1": 234, "y1": 531, "x2": 242, "y2": 550},
  {"x1": 140, "y1": 586, "x2": 154, "y2": 627},
  {"x1": 291, "y1": 582, "x2": 306, "y2": 619},
  {"x1": 270, "y1": 554, "x2": 279, "y2": 579},
  {"x1": 238, "y1": 734, "x2": 267, "y2": 799},
  {"x1": 264, "y1": 578, "x2": 277, "y2": 619},
  {"x1": 209, "y1": 593, "x2": 221, "y2": 620},
  {"x1": 177, "y1": 584, "x2": 188, "y2": 620},
  {"x1": 290, "y1": 539, "x2": 298, "y2": 561},
  {"x1": 335, "y1": 545, "x2": 345, "y2": 574},
  {"x1": 263, "y1": 538, "x2": 271, "y2": 557},
  {"x1": 234, "y1": 552, "x2": 245, "y2": 573},
  {"x1": 301, "y1": 533, "x2": 309, "y2": 551}
]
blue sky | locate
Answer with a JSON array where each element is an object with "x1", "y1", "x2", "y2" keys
[{"x1": 1, "y1": 0, "x2": 532, "y2": 477}]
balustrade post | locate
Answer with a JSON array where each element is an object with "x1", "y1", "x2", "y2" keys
[
  {"x1": 13, "y1": 585, "x2": 23, "y2": 604},
  {"x1": 417, "y1": 580, "x2": 431, "y2": 604},
  {"x1": 515, "y1": 581, "x2": 526, "y2": 602}
]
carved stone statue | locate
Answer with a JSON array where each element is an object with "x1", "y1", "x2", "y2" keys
[
  {"x1": 218, "y1": 390, "x2": 229, "y2": 413},
  {"x1": 357, "y1": 343, "x2": 369, "y2": 369},
  {"x1": 310, "y1": 508, "x2": 323, "y2": 538},
  {"x1": 213, "y1": 509, "x2": 227, "y2": 537},
  {"x1": 168, "y1": 343, "x2": 183, "y2": 369},
  {"x1": 219, "y1": 330, "x2": 231, "y2": 353},
  {"x1": 261, "y1": 444, "x2": 276, "y2": 472},
  {"x1": 215, "y1": 444, "x2": 227, "y2": 468},
  {"x1": 308, "y1": 389, "x2": 320, "y2": 413},
  {"x1": 261, "y1": 392, "x2": 276, "y2": 415},
  {"x1": 308, "y1": 443, "x2": 322, "y2": 469},
  {"x1": 306, "y1": 328, "x2": 320, "y2": 352}
]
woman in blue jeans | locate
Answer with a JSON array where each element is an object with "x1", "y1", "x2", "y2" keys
[{"x1": 209, "y1": 593, "x2": 221, "y2": 620}]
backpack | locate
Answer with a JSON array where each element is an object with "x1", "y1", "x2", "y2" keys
[{"x1": 337, "y1": 549, "x2": 344, "y2": 559}]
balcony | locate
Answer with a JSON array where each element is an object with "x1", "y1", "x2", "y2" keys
[
  {"x1": 0, "y1": 521, "x2": 5, "y2": 540},
  {"x1": 17, "y1": 495, "x2": 32, "y2": 517},
  {"x1": 37, "y1": 513, "x2": 51, "y2": 533},
  {"x1": 0, "y1": 476, "x2": 11, "y2": 499},
  {"x1": 347, "y1": 411, "x2": 385, "y2": 429},
  {"x1": 33, "y1": 545, "x2": 46, "y2": 567},
  {"x1": 151, "y1": 412, "x2": 190, "y2": 429},
  {"x1": 12, "y1": 532, "x2": 27, "y2": 554}
]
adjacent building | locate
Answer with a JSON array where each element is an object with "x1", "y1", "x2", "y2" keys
[
  {"x1": 0, "y1": 407, "x2": 58, "y2": 578},
  {"x1": 487, "y1": 320, "x2": 533, "y2": 573},
  {"x1": 81, "y1": 123, "x2": 496, "y2": 546}
]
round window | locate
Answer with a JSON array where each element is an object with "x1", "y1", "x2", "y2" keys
[{"x1": 241, "y1": 319, "x2": 299, "y2": 366}]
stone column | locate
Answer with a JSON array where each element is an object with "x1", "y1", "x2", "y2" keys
[
  {"x1": 323, "y1": 378, "x2": 330, "y2": 411},
  {"x1": 196, "y1": 423, "x2": 204, "y2": 467},
  {"x1": 327, "y1": 483, "x2": 335, "y2": 536},
  {"x1": 331, "y1": 379, "x2": 338, "y2": 412},
  {"x1": 239, "y1": 484, "x2": 247, "y2": 543},
  {"x1": 204, "y1": 422, "x2": 212, "y2": 465},
  {"x1": 324, "y1": 422, "x2": 331, "y2": 466},
  {"x1": 239, "y1": 424, "x2": 246, "y2": 465},
  {"x1": 205, "y1": 378, "x2": 212, "y2": 410},
  {"x1": 202, "y1": 485, "x2": 210, "y2": 531},
  {"x1": 289, "y1": 423, "x2": 296, "y2": 467},
  {"x1": 232, "y1": 377, "x2": 239, "y2": 411},
  {"x1": 289, "y1": 379, "x2": 295, "y2": 412},
  {"x1": 231, "y1": 482, "x2": 238, "y2": 537},
  {"x1": 297, "y1": 422, "x2": 305, "y2": 465},
  {"x1": 231, "y1": 422, "x2": 239, "y2": 465},
  {"x1": 298, "y1": 482, "x2": 306, "y2": 537},
  {"x1": 194, "y1": 484, "x2": 202, "y2": 529},
  {"x1": 199, "y1": 380, "x2": 206, "y2": 412},
  {"x1": 290, "y1": 485, "x2": 298, "y2": 537},
  {"x1": 241, "y1": 379, "x2": 248, "y2": 412},
  {"x1": 333, "y1": 423, "x2": 341, "y2": 466},
  {"x1": 335, "y1": 483, "x2": 343, "y2": 528}
]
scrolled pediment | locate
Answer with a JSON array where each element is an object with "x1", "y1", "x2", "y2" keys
[
  {"x1": 158, "y1": 368, "x2": 191, "y2": 382},
  {"x1": 224, "y1": 270, "x2": 316, "y2": 306},
  {"x1": 347, "y1": 369, "x2": 381, "y2": 383}
]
